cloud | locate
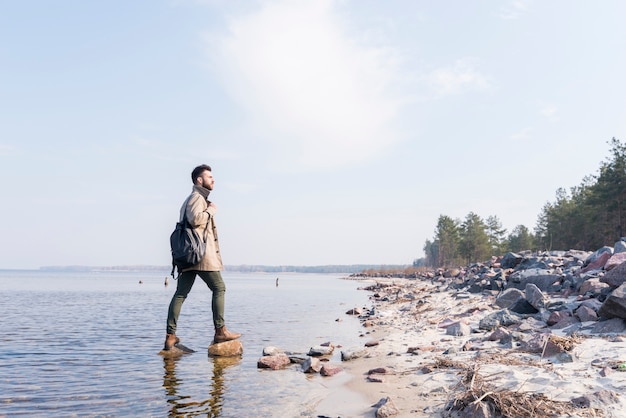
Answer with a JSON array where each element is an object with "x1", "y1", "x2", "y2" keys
[
  {"x1": 428, "y1": 59, "x2": 490, "y2": 96},
  {"x1": 540, "y1": 103, "x2": 559, "y2": 120},
  {"x1": 498, "y1": 0, "x2": 531, "y2": 20},
  {"x1": 205, "y1": 0, "x2": 406, "y2": 170}
]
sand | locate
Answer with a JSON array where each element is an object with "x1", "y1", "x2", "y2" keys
[{"x1": 313, "y1": 278, "x2": 626, "y2": 418}]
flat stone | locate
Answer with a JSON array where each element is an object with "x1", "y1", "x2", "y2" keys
[{"x1": 208, "y1": 340, "x2": 243, "y2": 357}]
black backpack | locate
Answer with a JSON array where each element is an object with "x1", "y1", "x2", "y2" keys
[{"x1": 170, "y1": 198, "x2": 208, "y2": 278}]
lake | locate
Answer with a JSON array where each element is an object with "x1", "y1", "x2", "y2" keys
[{"x1": 0, "y1": 270, "x2": 374, "y2": 417}]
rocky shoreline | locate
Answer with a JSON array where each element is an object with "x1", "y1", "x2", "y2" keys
[{"x1": 333, "y1": 243, "x2": 626, "y2": 417}]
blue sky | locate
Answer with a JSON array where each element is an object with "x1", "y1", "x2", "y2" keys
[{"x1": 1, "y1": 0, "x2": 625, "y2": 269}]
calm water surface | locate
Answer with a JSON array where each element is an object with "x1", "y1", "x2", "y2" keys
[{"x1": 0, "y1": 270, "x2": 373, "y2": 417}]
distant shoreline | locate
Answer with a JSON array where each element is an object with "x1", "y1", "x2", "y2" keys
[{"x1": 35, "y1": 264, "x2": 410, "y2": 274}]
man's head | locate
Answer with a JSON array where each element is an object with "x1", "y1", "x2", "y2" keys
[{"x1": 192, "y1": 164, "x2": 214, "y2": 190}]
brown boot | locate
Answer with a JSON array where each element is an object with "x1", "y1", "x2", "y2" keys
[
  {"x1": 213, "y1": 326, "x2": 241, "y2": 344},
  {"x1": 163, "y1": 333, "x2": 180, "y2": 351}
]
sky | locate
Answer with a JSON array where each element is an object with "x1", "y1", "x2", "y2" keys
[{"x1": 1, "y1": 0, "x2": 625, "y2": 269}]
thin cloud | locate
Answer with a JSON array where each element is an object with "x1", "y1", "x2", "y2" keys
[
  {"x1": 540, "y1": 103, "x2": 559, "y2": 120},
  {"x1": 205, "y1": 0, "x2": 407, "y2": 170},
  {"x1": 498, "y1": 0, "x2": 531, "y2": 20},
  {"x1": 428, "y1": 59, "x2": 490, "y2": 96}
]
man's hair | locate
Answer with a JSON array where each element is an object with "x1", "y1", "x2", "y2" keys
[{"x1": 191, "y1": 164, "x2": 212, "y2": 184}]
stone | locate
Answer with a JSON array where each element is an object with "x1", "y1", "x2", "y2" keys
[
  {"x1": 575, "y1": 305, "x2": 598, "y2": 322},
  {"x1": 346, "y1": 307, "x2": 362, "y2": 315},
  {"x1": 373, "y1": 397, "x2": 399, "y2": 418},
  {"x1": 598, "y1": 283, "x2": 626, "y2": 319},
  {"x1": 446, "y1": 322, "x2": 471, "y2": 336},
  {"x1": 581, "y1": 250, "x2": 612, "y2": 273},
  {"x1": 579, "y1": 278, "x2": 610, "y2": 295},
  {"x1": 479, "y1": 310, "x2": 521, "y2": 331},
  {"x1": 341, "y1": 347, "x2": 367, "y2": 361},
  {"x1": 615, "y1": 239, "x2": 626, "y2": 254},
  {"x1": 364, "y1": 339, "x2": 380, "y2": 347},
  {"x1": 507, "y1": 269, "x2": 561, "y2": 292},
  {"x1": 495, "y1": 288, "x2": 525, "y2": 309},
  {"x1": 262, "y1": 346, "x2": 282, "y2": 356},
  {"x1": 591, "y1": 318, "x2": 626, "y2": 334},
  {"x1": 572, "y1": 390, "x2": 620, "y2": 409},
  {"x1": 547, "y1": 311, "x2": 571, "y2": 326},
  {"x1": 257, "y1": 353, "x2": 290, "y2": 370},
  {"x1": 500, "y1": 252, "x2": 523, "y2": 269},
  {"x1": 604, "y1": 252, "x2": 626, "y2": 270},
  {"x1": 302, "y1": 356, "x2": 321, "y2": 373},
  {"x1": 308, "y1": 345, "x2": 334, "y2": 356},
  {"x1": 525, "y1": 283, "x2": 548, "y2": 310},
  {"x1": 320, "y1": 364, "x2": 342, "y2": 377},
  {"x1": 601, "y1": 260, "x2": 626, "y2": 287},
  {"x1": 208, "y1": 340, "x2": 243, "y2": 357}
]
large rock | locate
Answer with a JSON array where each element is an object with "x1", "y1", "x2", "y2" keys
[
  {"x1": 581, "y1": 247, "x2": 613, "y2": 273},
  {"x1": 601, "y1": 260, "x2": 626, "y2": 288},
  {"x1": 373, "y1": 397, "x2": 399, "y2": 418},
  {"x1": 501, "y1": 252, "x2": 523, "y2": 269},
  {"x1": 506, "y1": 269, "x2": 561, "y2": 292},
  {"x1": 495, "y1": 288, "x2": 525, "y2": 309},
  {"x1": 302, "y1": 356, "x2": 321, "y2": 373},
  {"x1": 208, "y1": 340, "x2": 243, "y2": 357},
  {"x1": 257, "y1": 353, "x2": 291, "y2": 370},
  {"x1": 479, "y1": 310, "x2": 521, "y2": 331},
  {"x1": 341, "y1": 347, "x2": 367, "y2": 361},
  {"x1": 525, "y1": 283, "x2": 548, "y2": 310},
  {"x1": 614, "y1": 238, "x2": 626, "y2": 254},
  {"x1": 598, "y1": 283, "x2": 626, "y2": 319},
  {"x1": 604, "y1": 252, "x2": 626, "y2": 271}
]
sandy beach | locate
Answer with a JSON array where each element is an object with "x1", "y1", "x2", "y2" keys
[{"x1": 313, "y1": 275, "x2": 626, "y2": 418}]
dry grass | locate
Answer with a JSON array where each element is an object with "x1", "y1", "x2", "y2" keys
[{"x1": 424, "y1": 360, "x2": 605, "y2": 417}]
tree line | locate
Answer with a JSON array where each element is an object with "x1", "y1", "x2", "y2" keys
[{"x1": 418, "y1": 138, "x2": 626, "y2": 268}]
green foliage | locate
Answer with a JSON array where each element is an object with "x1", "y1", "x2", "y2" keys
[
  {"x1": 536, "y1": 137, "x2": 626, "y2": 250},
  {"x1": 507, "y1": 225, "x2": 535, "y2": 252},
  {"x1": 420, "y1": 138, "x2": 626, "y2": 262}
]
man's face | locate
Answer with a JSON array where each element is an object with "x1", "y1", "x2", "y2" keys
[{"x1": 198, "y1": 170, "x2": 214, "y2": 190}]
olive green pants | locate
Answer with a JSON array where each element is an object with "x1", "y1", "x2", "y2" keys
[{"x1": 166, "y1": 270, "x2": 225, "y2": 334}]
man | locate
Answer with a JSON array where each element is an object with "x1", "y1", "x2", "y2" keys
[{"x1": 164, "y1": 164, "x2": 241, "y2": 350}]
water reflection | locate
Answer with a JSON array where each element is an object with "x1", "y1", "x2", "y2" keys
[{"x1": 163, "y1": 355, "x2": 241, "y2": 417}]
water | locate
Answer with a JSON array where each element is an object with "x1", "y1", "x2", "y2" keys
[{"x1": 0, "y1": 270, "x2": 373, "y2": 417}]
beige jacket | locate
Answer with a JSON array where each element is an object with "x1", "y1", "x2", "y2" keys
[{"x1": 180, "y1": 185, "x2": 224, "y2": 272}]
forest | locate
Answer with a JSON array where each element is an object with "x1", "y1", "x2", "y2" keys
[{"x1": 420, "y1": 137, "x2": 626, "y2": 268}]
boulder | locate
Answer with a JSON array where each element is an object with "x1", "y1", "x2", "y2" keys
[
  {"x1": 341, "y1": 347, "x2": 367, "y2": 361},
  {"x1": 582, "y1": 247, "x2": 613, "y2": 273},
  {"x1": 591, "y1": 318, "x2": 626, "y2": 334},
  {"x1": 479, "y1": 310, "x2": 521, "y2": 331},
  {"x1": 601, "y1": 260, "x2": 626, "y2": 287},
  {"x1": 208, "y1": 340, "x2": 243, "y2": 357},
  {"x1": 320, "y1": 364, "x2": 342, "y2": 377},
  {"x1": 598, "y1": 283, "x2": 626, "y2": 319},
  {"x1": 495, "y1": 288, "x2": 525, "y2": 309},
  {"x1": 373, "y1": 397, "x2": 399, "y2": 418},
  {"x1": 614, "y1": 239, "x2": 626, "y2": 254},
  {"x1": 500, "y1": 252, "x2": 523, "y2": 269},
  {"x1": 506, "y1": 269, "x2": 561, "y2": 292},
  {"x1": 308, "y1": 345, "x2": 334, "y2": 356},
  {"x1": 302, "y1": 356, "x2": 321, "y2": 373},
  {"x1": 446, "y1": 322, "x2": 471, "y2": 336},
  {"x1": 604, "y1": 252, "x2": 626, "y2": 271},
  {"x1": 525, "y1": 283, "x2": 548, "y2": 310},
  {"x1": 257, "y1": 353, "x2": 291, "y2": 370}
]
